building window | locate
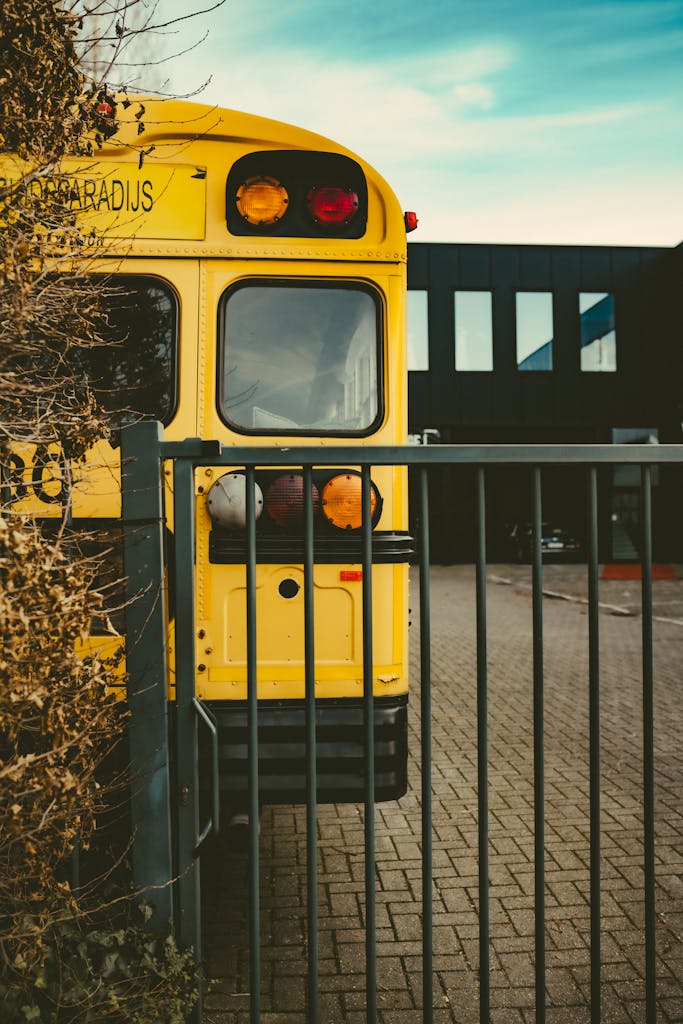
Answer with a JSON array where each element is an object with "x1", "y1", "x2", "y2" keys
[
  {"x1": 407, "y1": 290, "x2": 429, "y2": 370},
  {"x1": 516, "y1": 292, "x2": 554, "y2": 371},
  {"x1": 580, "y1": 292, "x2": 616, "y2": 371},
  {"x1": 455, "y1": 291, "x2": 493, "y2": 371}
]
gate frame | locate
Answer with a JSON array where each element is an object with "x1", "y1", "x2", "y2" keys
[{"x1": 121, "y1": 421, "x2": 682, "y2": 1024}]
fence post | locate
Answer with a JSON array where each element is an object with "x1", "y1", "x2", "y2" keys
[{"x1": 121, "y1": 420, "x2": 174, "y2": 933}]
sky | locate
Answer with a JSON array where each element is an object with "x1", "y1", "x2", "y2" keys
[{"x1": 130, "y1": 0, "x2": 683, "y2": 246}]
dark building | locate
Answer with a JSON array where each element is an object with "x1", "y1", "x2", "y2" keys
[{"x1": 407, "y1": 241, "x2": 682, "y2": 563}]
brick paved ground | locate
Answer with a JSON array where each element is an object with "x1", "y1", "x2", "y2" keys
[{"x1": 201, "y1": 565, "x2": 683, "y2": 1023}]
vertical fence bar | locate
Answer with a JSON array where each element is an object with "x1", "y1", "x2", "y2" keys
[
  {"x1": 640, "y1": 465, "x2": 656, "y2": 1024},
  {"x1": 475, "y1": 466, "x2": 490, "y2": 1024},
  {"x1": 66, "y1": 483, "x2": 80, "y2": 895},
  {"x1": 303, "y1": 464, "x2": 319, "y2": 1024},
  {"x1": 245, "y1": 464, "x2": 261, "y2": 1024},
  {"x1": 587, "y1": 466, "x2": 601, "y2": 1024},
  {"x1": 173, "y1": 456, "x2": 203, "y2": 1024},
  {"x1": 61, "y1": 462, "x2": 83, "y2": 896},
  {"x1": 418, "y1": 467, "x2": 433, "y2": 1021},
  {"x1": 531, "y1": 466, "x2": 546, "y2": 1024},
  {"x1": 121, "y1": 421, "x2": 174, "y2": 934},
  {"x1": 361, "y1": 464, "x2": 376, "y2": 1024}
]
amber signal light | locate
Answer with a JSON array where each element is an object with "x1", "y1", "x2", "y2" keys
[
  {"x1": 236, "y1": 176, "x2": 289, "y2": 225},
  {"x1": 321, "y1": 473, "x2": 379, "y2": 531}
]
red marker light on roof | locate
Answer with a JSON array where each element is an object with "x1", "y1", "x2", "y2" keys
[
  {"x1": 306, "y1": 186, "x2": 359, "y2": 225},
  {"x1": 404, "y1": 211, "x2": 418, "y2": 232}
]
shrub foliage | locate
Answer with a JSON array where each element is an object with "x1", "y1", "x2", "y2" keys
[{"x1": 0, "y1": 2, "x2": 199, "y2": 1019}]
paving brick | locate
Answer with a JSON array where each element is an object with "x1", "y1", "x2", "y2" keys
[{"x1": 201, "y1": 565, "x2": 683, "y2": 1022}]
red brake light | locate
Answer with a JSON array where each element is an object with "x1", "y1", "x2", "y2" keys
[
  {"x1": 265, "y1": 474, "x2": 320, "y2": 530},
  {"x1": 404, "y1": 211, "x2": 418, "y2": 232},
  {"x1": 306, "y1": 186, "x2": 359, "y2": 225}
]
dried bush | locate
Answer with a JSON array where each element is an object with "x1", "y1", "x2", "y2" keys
[
  {"x1": 0, "y1": 1, "x2": 207, "y2": 1018},
  {"x1": 0, "y1": 519, "x2": 116, "y2": 899},
  {"x1": 1, "y1": 0, "x2": 117, "y2": 454},
  {"x1": 0, "y1": 517, "x2": 197, "y2": 1020}
]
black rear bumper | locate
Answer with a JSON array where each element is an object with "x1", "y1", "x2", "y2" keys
[{"x1": 199, "y1": 695, "x2": 408, "y2": 805}]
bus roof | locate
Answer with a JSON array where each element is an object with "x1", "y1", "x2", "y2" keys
[{"x1": 85, "y1": 97, "x2": 407, "y2": 262}]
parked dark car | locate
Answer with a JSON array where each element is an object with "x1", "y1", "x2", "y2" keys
[{"x1": 508, "y1": 522, "x2": 582, "y2": 562}]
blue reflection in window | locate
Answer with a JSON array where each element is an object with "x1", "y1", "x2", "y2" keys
[
  {"x1": 516, "y1": 292, "x2": 553, "y2": 371},
  {"x1": 580, "y1": 292, "x2": 616, "y2": 372}
]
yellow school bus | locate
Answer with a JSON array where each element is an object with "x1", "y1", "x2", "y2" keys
[{"x1": 6, "y1": 98, "x2": 412, "y2": 804}]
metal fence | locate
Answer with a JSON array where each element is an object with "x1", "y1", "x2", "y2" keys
[{"x1": 120, "y1": 421, "x2": 683, "y2": 1024}]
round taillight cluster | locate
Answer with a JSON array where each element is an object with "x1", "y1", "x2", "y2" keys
[
  {"x1": 234, "y1": 177, "x2": 359, "y2": 230},
  {"x1": 206, "y1": 471, "x2": 381, "y2": 531}
]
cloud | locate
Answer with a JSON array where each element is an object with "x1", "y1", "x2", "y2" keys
[
  {"x1": 452, "y1": 83, "x2": 495, "y2": 110},
  {"x1": 192, "y1": 41, "x2": 659, "y2": 168},
  {"x1": 408, "y1": 166, "x2": 683, "y2": 246},
  {"x1": 148, "y1": 0, "x2": 682, "y2": 245},
  {"x1": 405, "y1": 42, "x2": 514, "y2": 89}
]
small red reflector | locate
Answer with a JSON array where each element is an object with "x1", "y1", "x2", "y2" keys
[
  {"x1": 340, "y1": 570, "x2": 363, "y2": 582},
  {"x1": 307, "y1": 186, "x2": 359, "y2": 224},
  {"x1": 404, "y1": 211, "x2": 418, "y2": 232}
]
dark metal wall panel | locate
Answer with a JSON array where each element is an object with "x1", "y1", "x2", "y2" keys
[
  {"x1": 406, "y1": 239, "x2": 681, "y2": 563},
  {"x1": 552, "y1": 287, "x2": 580, "y2": 423},
  {"x1": 406, "y1": 242, "x2": 429, "y2": 287},
  {"x1": 426, "y1": 246, "x2": 458, "y2": 424},
  {"x1": 407, "y1": 372, "x2": 430, "y2": 428},
  {"x1": 460, "y1": 374, "x2": 495, "y2": 426},
  {"x1": 407, "y1": 240, "x2": 675, "y2": 434},
  {"x1": 458, "y1": 244, "x2": 492, "y2": 286},
  {"x1": 520, "y1": 246, "x2": 552, "y2": 288},
  {"x1": 551, "y1": 247, "x2": 581, "y2": 287},
  {"x1": 578, "y1": 247, "x2": 613, "y2": 288}
]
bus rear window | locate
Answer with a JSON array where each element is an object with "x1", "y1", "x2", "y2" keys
[
  {"x1": 218, "y1": 282, "x2": 382, "y2": 435},
  {"x1": 82, "y1": 276, "x2": 177, "y2": 425}
]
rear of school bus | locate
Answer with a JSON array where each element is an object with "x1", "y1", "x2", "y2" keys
[{"x1": 15, "y1": 99, "x2": 412, "y2": 804}]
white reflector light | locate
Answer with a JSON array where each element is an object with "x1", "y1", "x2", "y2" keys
[{"x1": 206, "y1": 472, "x2": 263, "y2": 528}]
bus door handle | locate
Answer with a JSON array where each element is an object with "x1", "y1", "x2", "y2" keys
[{"x1": 192, "y1": 697, "x2": 220, "y2": 856}]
